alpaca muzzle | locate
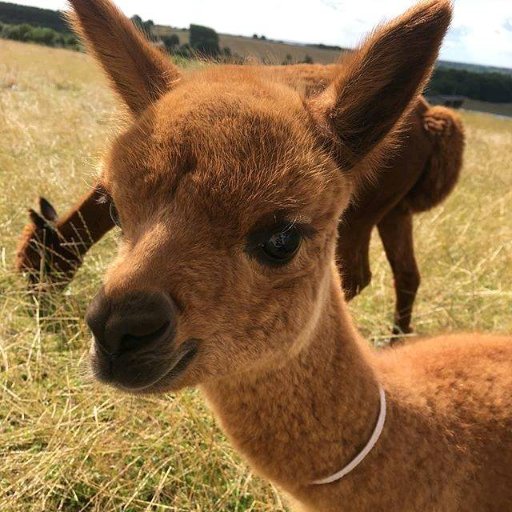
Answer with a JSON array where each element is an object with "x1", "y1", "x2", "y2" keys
[{"x1": 86, "y1": 287, "x2": 196, "y2": 391}]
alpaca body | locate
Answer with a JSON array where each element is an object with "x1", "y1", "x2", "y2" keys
[
  {"x1": 205, "y1": 274, "x2": 512, "y2": 511},
  {"x1": 338, "y1": 97, "x2": 464, "y2": 332}
]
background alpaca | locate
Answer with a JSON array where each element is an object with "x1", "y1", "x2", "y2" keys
[
  {"x1": 16, "y1": 70, "x2": 464, "y2": 338},
  {"x1": 54, "y1": 0, "x2": 510, "y2": 511}
]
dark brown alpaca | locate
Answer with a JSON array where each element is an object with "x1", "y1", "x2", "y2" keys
[
  {"x1": 16, "y1": 57, "x2": 464, "y2": 338},
  {"x1": 37, "y1": 1, "x2": 510, "y2": 511},
  {"x1": 17, "y1": 189, "x2": 112, "y2": 285}
]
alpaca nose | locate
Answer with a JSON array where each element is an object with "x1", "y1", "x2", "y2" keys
[{"x1": 85, "y1": 287, "x2": 177, "y2": 356}]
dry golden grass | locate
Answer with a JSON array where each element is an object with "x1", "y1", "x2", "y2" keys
[{"x1": 1, "y1": 40, "x2": 511, "y2": 511}]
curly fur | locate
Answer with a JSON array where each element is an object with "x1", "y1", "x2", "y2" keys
[{"x1": 402, "y1": 102, "x2": 465, "y2": 212}]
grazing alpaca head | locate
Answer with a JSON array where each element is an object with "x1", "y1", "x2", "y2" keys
[
  {"x1": 15, "y1": 189, "x2": 113, "y2": 287},
  {"x1": 80, "y1": 0, "x2": 452, "y2": 392},
  {"x1": 15, "y1": 197, "x2": 79, "y2": 286}
]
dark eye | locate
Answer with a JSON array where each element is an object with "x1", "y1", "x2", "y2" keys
[
  {"x1": 259, "y1": 225, "x2": 302, "y2": 265},
  {"x1": 109, "y1": 202, "x2": 122, "y2": 228}
]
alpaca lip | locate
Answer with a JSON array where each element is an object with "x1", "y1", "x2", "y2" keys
[
  {"x1": 120, "y1": 338, "x2": 199, "y2": 392},
  {"x1": 159, "y1": 338, "x2": 199, "y2": 383},
  {"x1": 92, "y1": 338, "x2": 199, "y2": 392}
]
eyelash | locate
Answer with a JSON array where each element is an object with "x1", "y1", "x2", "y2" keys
[{"x1": 247, "y1": 220, "x2": 316, "y2": 251}]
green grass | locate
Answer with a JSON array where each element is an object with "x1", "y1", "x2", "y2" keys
[{"x1": 1, "y1": 40, "x2": 511, "y2": 511}]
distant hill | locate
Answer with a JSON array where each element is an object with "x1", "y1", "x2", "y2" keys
[
  {"x1": 0, "y1": 1, "x2": 69, "y2": 32},
  {"x1": 2, "y1": 1, "x2": 512, "y2": 74},
  {"x1": 154, "y1": 26, "x2": 345, "y2": 65},
  {"x1": 1, "y1": 0, "x2": 511, "y2": 75}
]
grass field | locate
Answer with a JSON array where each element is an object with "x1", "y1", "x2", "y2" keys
[
  {"x1": 1, "y1": 40, "x2": 511, "y2": 511},
  {"x1": 154, "y1": 26, "x2": 343, "y2": 65},
  {"x1": 462, "y1": 98, "x2": 512, "y2": 118}
]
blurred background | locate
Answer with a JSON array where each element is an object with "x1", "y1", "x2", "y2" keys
[{"x1": 4, "y1": 0, "x2": 512, "y2": 114}]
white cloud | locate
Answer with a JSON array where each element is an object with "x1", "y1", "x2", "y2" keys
[{"x1": 11, "y1": 0, "x2": 512, "y2": 68}]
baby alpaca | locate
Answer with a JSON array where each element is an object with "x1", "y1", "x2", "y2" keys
[{"x1": 55, "y1": 0, "x2": 511, "y2": 510}]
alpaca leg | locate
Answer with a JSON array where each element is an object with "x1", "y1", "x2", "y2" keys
[
  {"x1": 377, "y1": 207, "x2": 420, "y2": 339},
  {"x1": 336, "y1": 225, "x2": 373, "y2": 301}
]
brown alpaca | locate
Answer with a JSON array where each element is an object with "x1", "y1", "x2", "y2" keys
[
  {"x1": 17, "y1": 189, "x2": 113, "y2": 285},
  {"x1": 16, "y1": 63, "x2": 464, "y2": 337},
  {"x1": 58, "y1": 1, "x2": 511, "y2": 510}
]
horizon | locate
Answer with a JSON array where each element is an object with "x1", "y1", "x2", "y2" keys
[{"x1": 7, "y1": 0, "x2": 512, "y2": 69}]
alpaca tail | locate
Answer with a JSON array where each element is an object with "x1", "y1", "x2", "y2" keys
[{"x1": 401, "y1": 102, "x2": 465, "y2": 213}]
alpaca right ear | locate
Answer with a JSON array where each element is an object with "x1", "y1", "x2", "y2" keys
[
  {"x1": 39, "y1": 197, "x2": 58, "y2": 222},
  {"x1": 309, "y1": 0, "x2": 452, "y2": 170},
  {"x1": 29, "y1": 209, "x2": 50, "y2": 230},
  {"x1": 67, "y1": 0, "x2": 181, "y2": 114}
]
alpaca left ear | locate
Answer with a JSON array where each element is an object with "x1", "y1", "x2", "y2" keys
[
  {"x1": 67, "y1": 0, "x2": 181, "y2": 115},
  {"x1": 309, "y1": 0, "x2": 452, "y2": 170}
]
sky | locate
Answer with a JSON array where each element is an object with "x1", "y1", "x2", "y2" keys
[{"x1": 13, "y1": 0, "x2": 512, "y2": 68}]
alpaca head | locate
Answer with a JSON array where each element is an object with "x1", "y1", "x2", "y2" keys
[
  {"x1": 16, "y1": 197, "x2": 79, "y2": 286},
  {"x1": 79, "y1": 0, "x2": 452, "y2": 392}
]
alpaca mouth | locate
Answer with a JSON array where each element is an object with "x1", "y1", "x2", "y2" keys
[
  {"x1": 159, "y1": 339, "x2": 199, "y2": 383},
  {"x1": 91, "y1": 338, "x2": 200, "y2": 393}
]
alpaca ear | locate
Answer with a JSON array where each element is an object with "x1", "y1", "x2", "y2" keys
[
  {"x1": 29, "y1": 209, "x2": 50, "y2": 230},
  {"x1": 309, "y1": 0, "x2": 452, "y2": 170},
  {"x1": 39, "y1": 197, "x2": 58, "y2": 222},
  {"x1": 67, "y1": 0, "x2": 181, "y2": 114}
]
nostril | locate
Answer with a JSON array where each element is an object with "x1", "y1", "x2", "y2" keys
[
  {"x1": 118, "y1": 320, "x2": 171, "y2": 354},
  {"x1": 87, "y1": 289, "x2": 178, "y2": 357}
]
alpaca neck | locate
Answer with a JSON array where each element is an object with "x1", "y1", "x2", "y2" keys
[
  {"x1": 57, "y1": 185, "x2": 113, "y2": 257},
  {"x1": 201, "y1": 267, "x2": 380, "y2": 493}
]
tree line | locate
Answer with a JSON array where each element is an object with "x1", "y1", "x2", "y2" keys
[
  {"x1": 1, "y1": 1, "x2": 511, "y2": 103},
  {"x1": 0, "y1": 21, "x2": 78, "y2": 49},
  {"x1": 0, "y1": 1, "x2": 68, "y2": 32},
  {"x1": 428, "y1": 68, "x2": 512, "y2": 103}
]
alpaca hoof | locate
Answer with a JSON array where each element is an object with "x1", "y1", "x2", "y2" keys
[{"x1": 388, "y1": 325, "x2": 414, "y2": 346}]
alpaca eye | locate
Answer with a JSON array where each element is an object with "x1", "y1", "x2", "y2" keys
[
  {"x1": 109, "y1": 202, "x2": 122, "y2": 228},
  {"x1": 260, "y1": 225, "x2": 301, "y2": 264}
]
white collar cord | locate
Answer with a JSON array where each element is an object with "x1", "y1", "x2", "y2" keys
[{"x1": 311, "y1": 385, "x2": 387, "y2": 485}]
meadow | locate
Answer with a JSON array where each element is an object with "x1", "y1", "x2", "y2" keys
[
  {"x1": 1, "y1": 40, "x2": 511, "y2": 511},
  {"x1": 154, "y1": 25, "x2": 342, "y2": 65}
]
